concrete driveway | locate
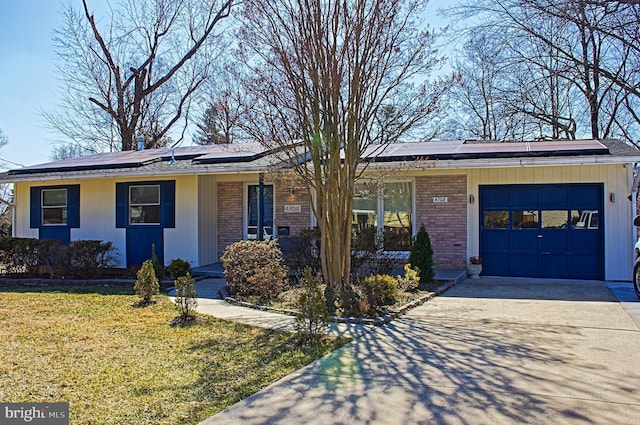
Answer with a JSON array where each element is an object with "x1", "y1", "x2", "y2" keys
[{"x1": 200, "y1": 278, "x2": 640, "y2": 425}]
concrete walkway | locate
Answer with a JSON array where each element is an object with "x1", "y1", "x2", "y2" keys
[
  {"x1": 168, "y1": 278, "x2": 372, "y2": 339},
  {"x1": 199, "y1": 277, "x2": 640, "y2": 425}
]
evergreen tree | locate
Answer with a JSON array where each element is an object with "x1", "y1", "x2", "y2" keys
[{"x1": 408, "y1": 224, "x2": 434, "y2": 285}]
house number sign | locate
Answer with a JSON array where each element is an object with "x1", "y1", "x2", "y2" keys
[
  {"x1": 284, "y1": 205, "x2": 302, "y2": 213},
  {"x1": 433, "y1": 197, "x2": 448, "y2": 203}
]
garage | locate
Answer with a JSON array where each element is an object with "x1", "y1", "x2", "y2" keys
[{"x1": 479, "y1": 183, "x2": 604, "y2": 279}]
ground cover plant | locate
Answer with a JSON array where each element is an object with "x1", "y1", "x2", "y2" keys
[{"x1": 0, "y1": 285, "x2": 347, "y2": 425}]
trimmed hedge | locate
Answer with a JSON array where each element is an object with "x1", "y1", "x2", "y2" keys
[{"x1": 0, "y1": 237, "x2": 117, "y2": 279}]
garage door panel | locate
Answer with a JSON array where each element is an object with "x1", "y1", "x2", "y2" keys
[
  {"x1": 540, "y1": 254, "x2": 569, "y2": 277},
  {"x1": 479, "y1": 183, "x2": 603, "y2": 280},
  {"x1": 483, "y1": 254, "x2": 509, "y2": 276},
  {"x1": 482, "y1": 187, "x2": 510, "y2": 209},
  {"x1": 570, "y1": 231, "x2": 601, "y2": 254},
  {"x1": 510, "y1": 254, "x2": 538, "y2": 276},
  {"x1": 538, "y1": 230, "x2": 568, "y2": 253},
  {"x1": 539, "y1": 186, "x2": 568, "y2": 209},
  {"x1": 570, "y1": 254, "x2": 601, "y2": 278},
  {"x1": 481, "y1": 230, "x2": 509, "y2": 251},
  {"x1": 569, "y1": 186, "x2": 601, "y2": 209},
  {"x1": 511, "y1": 186, "x2": 538, "y2": 208},
  {"x1": 510, "y1": 231, "x2": 538, "y2": 254}
]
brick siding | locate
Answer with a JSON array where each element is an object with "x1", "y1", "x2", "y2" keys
[
  {"x1": 217, "y1": 182, "x2": 244, "y2": 257},
  {"x1": 415, "y1": 175, "x2": 467, "y2": 269},
  {"x1": 274, "y1": 178, "x2": 312, "y2": 236}
]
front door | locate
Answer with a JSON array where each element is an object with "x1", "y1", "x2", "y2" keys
[{"x1": 247, "y1": 184, "x2": 274, "y2": 240}]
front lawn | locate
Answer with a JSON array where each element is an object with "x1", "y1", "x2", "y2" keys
[{"x1": 0, "y1": 286, "x2": 347, "y2": 424}]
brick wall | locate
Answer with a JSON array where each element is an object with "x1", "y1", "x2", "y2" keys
[
  {"x1": 415, "y1": 175, "x2": 467, "y2": 269},
  {"x1": 274, "y1": 177, "x2": 312, "y2": 236},
  {"x1": 217, "y1": 181, "x2": 244, "y2": 257}
]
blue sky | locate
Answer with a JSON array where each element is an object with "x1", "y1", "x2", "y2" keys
[
  {"x1": 0, "y1": 0, "x2": 65, "y2": 167},
  {"x1": 0, "y1": 0, "x2": 448, "y2": 169}
]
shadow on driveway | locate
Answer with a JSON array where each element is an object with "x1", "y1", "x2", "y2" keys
[{"x1": 201, "y1": 278, "x2": 640, "y2": 425}]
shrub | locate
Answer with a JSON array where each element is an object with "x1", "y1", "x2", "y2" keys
[
  {"x1": 351, "y1": 227, "x2": 395, "y2": 276},
  {"x1": 150, "y1": 244, "x2": 164, "y2": 282},
  {"x1": 280, "y1": 227, "x2": 322, "y2": 273},
  {"x1": 221, "y1": 240, "x2": 289, "y2": 300},
  {"x1": 363, "y1": 274, "x2": 398, "y2": 307},
  {"x1": 174, "y1": 272, "x2": 198, "y2": 319},
  {"x1": 0, "y1": 237, "x2": 40, "y2": 276},
  {"x1": 68, "y1": 240, "x2": 117, "y2": 278},
  {"x1": 166, "y1": 258, "x2": 191, "y2": 279},
  {"x1": 134, "y1": 260, "x2": 159, "y2": 304},
  {"x1": 294, "y1": 267, "x2": 328, "y2": 343},
  {"x1": 408, "y1": 224, "x2": 434, "y2": 286},
  {"x1": 396, "y1": 263, "x2": 420, "y2": 292}
]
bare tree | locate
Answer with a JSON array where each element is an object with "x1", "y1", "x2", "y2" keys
[
  {"x1": 238, "y1": 0, "x2": 448, "y2": 306},
  {"x1": 194, "y1": 64, "x2": 250, "y2": 145},
  {"x1": 0, "y1": 129, "x2": 13, "y2": 236},
  {"x1": 46, "y1": 0, "x2": 235, "y2": 153},
  {"x1": 444, "y1": 0, "x2": 639, "y2": 144}
]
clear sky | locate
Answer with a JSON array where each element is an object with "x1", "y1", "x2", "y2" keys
[
  {"x1": 0, "y1": 0, "x2": 65, "y2": 168},
  {"x1": 0, "y1": 0, "x2": 448, "y2": 169}
]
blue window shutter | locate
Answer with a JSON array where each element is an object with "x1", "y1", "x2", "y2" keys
[
  {"x1": 162, "y1": 180, "x2": 176, "y2": 228},
  {"x1": 30, "y1": 187, "x2": 40, "y2": 228},
  {"x1": 116, "y1": 183, "x2": 128, "y2": 228},
  {"x1": 67, "y1": 184, "x2": 80, "y2": 228}
]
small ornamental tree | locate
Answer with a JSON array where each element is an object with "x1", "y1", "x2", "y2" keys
[
  {"x1": 408, "y1": 224, "x2": 434, "y2": 285},
  {"x1": 150, "y1": 244, "x2": 164, "y2": 282},
  {"x1": 295, "y1": 267, "x2": 329, "y2": 343},
  {"x1": 134, "y1": 260, "x2": 159, "y2": 305},
  {"x1": 174, "y1": 272, "x2": 198, "y2": 320}
]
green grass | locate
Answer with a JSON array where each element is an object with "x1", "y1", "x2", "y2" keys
[{"x1": 0, "y1": 286, "x2": 348, "y2": 424}]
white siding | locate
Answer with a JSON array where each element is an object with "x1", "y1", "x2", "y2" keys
[
  {"x1": 13, "y1": 183, "x2": 38, "y2": 239},
  {"x1": 466, "y1": 163, "x2": 635, "y2": 281},
  {"x1": 163, "y1": 175, "x2": 198, "y2": 266}
]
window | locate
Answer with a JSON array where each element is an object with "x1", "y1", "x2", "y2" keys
[
  {"x1": 572, "y1": 209, "x2": 599, "y2": 230},
  {"x1": 41, "y1": 188, "x2": 68, "y2": 225},
  {"x1": 247, "y1": 184, "x2": 274, "y2": 240},
  {"x1": 513, "y1": 210, "x2": 538, "y2": 229},
  {"x1": 352, "y1": 181, "x2": 413, "y2": 251},
  {"x1": 541, "y1": 210, "x2": 568, "y2": 229},
  {"x1": 129, "y1": 185, "x2": 160, "y2": 224},
  {"x1": 483, "y1": 211, "x2": 509, "y2": 229},
  {"x1": 383, "y1": 182, "x2": 413, "y2": 250}
]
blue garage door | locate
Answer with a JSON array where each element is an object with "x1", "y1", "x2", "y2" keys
[{"x1": 480, "y1": 184, "x2": 603, "y2": 279}]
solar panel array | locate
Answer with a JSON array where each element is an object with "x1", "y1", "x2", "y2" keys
[{"x1": 9, "y1": 139, "x2": 613, "y2": 176}]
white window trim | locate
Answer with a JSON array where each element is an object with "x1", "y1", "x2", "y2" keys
[
  {"x1": 129, "y1": 184, "x2": 161, "y2": 225},
  {"x1": 41, "y1": 188, "x2": 68, "y2": 226},
  {"x1": 353, "y1": 178, "x2": 415, "y2": 255}
]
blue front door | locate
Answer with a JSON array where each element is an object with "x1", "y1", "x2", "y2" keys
[
  {"x1": 480, "y1": 184, "x2": 604, "y2": 279},
  {"x1": 126, "y1": 227, "x2": 164, "y2": 268}
]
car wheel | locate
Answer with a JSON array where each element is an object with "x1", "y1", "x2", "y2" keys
[{"x1": 633, "y1": 258, "x2": 640, "y2": 300}]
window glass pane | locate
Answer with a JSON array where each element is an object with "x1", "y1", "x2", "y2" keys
[
  {"x1": 483, "y1": 211, "x2": 509, "y2": 229},
  {"x1": 541, "y1": 210, "x2": 568, "y2": 229},
  {"x1": 130, "y1": 205, "x2": 160, "y2": 224},
  {"x1": 383, "y1": 182, "x2": 412, "y2": 251},
  {"x1": 513, "y1": 210, "x2": 538, "y2": 229},
  {"x1": 43, "y1": 207, "x2": 67, "y2": 225},
  {"x1": 42, "y1": 189, "x2": 67, "y2": 207},
  {"x1": 572, "y1": 209, "x2": 599, "y2": 229},
  {"x1": 247, "y1": 185, "x2": 274, "y2": 239},
  {"x1": 130, "y1": 185, "x2": 160, "y2": 205},
  {"x1": 352, "y1": 183, "x2": 378, "y2": 249}
]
